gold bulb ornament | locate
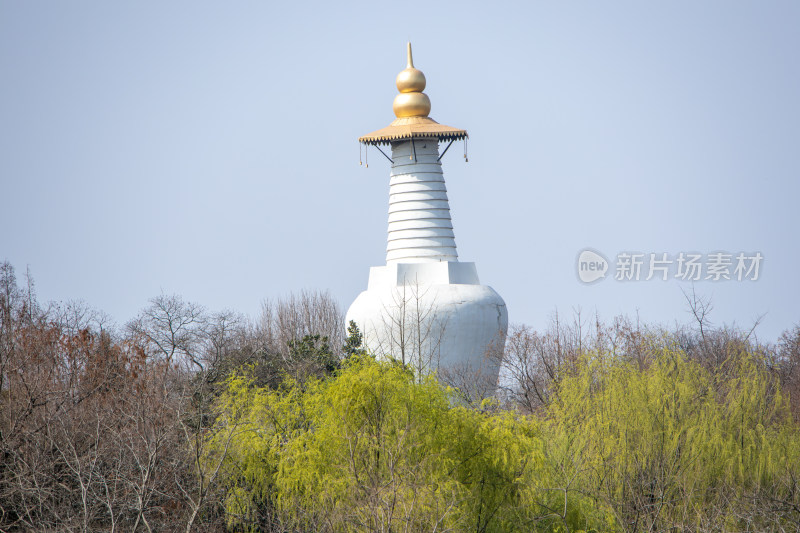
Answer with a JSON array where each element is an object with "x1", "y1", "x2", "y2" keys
[
  {"x1": 395, "y1": 43, "x2": 426, "y2": 92},
  {"x1": 393, "y1": 42, "x2": 431, "y2": 118}
]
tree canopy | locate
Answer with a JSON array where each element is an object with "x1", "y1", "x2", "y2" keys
[{"x1": 1, "y1": 261, "x2": 799, "y2": 531}]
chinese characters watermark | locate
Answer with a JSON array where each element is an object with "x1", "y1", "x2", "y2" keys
[{"x1": 577, "y1": 249, "x2": 762, "y2": 284}]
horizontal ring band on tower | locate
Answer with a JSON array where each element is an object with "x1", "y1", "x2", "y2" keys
[
  {"x1": 387, "y1": 218, "x2": 454, "y2": 231},
  {"x1": 386, "y1": 249, "x2": 458, "y2": 262},
  {"x1": 387, "y1": 238, "x2": 457, "y2": 251},
  {"x1": 388, "y1": 202, "x2": 452, "y2": 214},
  {"x1": 388, "y1": 227, "x2": 455, "y2": 239}
]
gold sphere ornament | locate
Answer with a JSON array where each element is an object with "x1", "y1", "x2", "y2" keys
[
  {"x1": 396, "y1": 68, "x2": 426, "y2": 93},
  {"x1": 393, "y1": 92, "x2": 431, "y2": 118}
]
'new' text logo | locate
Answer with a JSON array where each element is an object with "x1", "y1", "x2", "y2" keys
[{"x1": 577, "y1": 249, "x2": 609, "y2": 284}]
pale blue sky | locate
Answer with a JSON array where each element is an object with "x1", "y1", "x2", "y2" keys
[{"x1": 1, "y1": 1, "x2": 798, "y2": 340}]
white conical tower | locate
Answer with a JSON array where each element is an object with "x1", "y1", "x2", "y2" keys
[
  {"x1": 347, "y1": 44, "x2": 507, "y2": 383},
  {"x1": 387, "y1": 140, "x2": 458, "y2": 263}
]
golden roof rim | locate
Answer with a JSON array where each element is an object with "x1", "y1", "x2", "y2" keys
[{"x1": 360, "y1": 43, "x2": 467, "y2": 145}]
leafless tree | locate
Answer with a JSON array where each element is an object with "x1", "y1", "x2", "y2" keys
[
  {"x1": 371, "y1": 279, "x2": 447, "y2": 380},
  {"x1": 127, "y1": 293, "x2": 207, "y2": 370},
  {"x1": 265, "y1": 289, "x2": 344, "y2": 357},
  {"x1": 777, "y1": 325, "x2": 800, "y2": 423}
]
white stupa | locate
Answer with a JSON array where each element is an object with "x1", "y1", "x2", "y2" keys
[{"x1": 346, "y1": 43, "x2": 507, "y2": 383}]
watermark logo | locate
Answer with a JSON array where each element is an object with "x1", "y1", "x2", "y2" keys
[
  {"x1": 577, "y1": 250, "x2": 763, "y2": 284},
  {"x1": 577, "y1": 249, "x2": 609, "y2": 284}
]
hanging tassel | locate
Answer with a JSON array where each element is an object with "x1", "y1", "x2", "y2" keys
[
  {"x1": 365, "y1": 145, "x2": 368, "y2": 168},
  {"x1": 359, "y1": 142, "x2": 362, "y2": 166}
]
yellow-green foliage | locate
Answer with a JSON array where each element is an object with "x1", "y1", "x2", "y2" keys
[
  {"x1": 206, "y1": 356, "x2": 605, "y2": 532},
  {"x1": 547, "y1": 339, "x2": 800, "y2": 530},
  {"x1": 206, "y1": 345, "x2": 800, "y2": 532},
  {"x1": 204, "y1": 370, "x2": 307, "y2": 529}
]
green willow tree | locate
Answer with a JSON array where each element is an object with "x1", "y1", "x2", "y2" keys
[
  {"x1": 203, "y1": 334, "x2": 800, "y2": 532},
  {"x1": 547, "y1": 339, "x2": 800, "y2": 531},
  {"x1": 204, "y1": 356, "x2": 606, "y2": 532}
]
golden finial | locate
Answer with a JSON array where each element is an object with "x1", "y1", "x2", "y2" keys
[
  {"x1": 359, "y1": 42, "x2": 467, "y2": 146},
  {"x1": 393, "y1": 42, "x2": 431, "y2": 118}
]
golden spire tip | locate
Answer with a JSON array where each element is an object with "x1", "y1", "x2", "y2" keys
[{"x1": 394, "y1": 42, "x2": 430, "y2": 118}]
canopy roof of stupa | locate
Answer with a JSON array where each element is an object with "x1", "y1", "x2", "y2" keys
[
  {"x1": 359, "y1": 117, "x2": 467, "y2": 145},
  {"x1": 359, "y1": 43, "x2": 468, "y2": 146}
]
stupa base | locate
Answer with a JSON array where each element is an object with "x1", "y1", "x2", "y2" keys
[{"x1": 345, "y1": 262, "x2": 508, "y2": 385}]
